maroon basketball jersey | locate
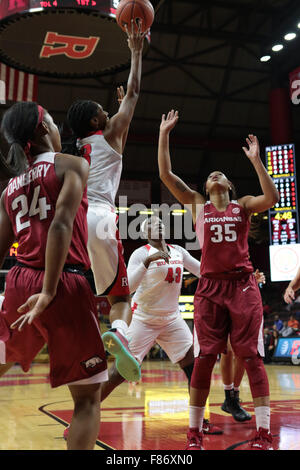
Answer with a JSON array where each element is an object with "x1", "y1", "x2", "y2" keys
[
  {"x1": 4, "y1": 152, "x2": 90, "y2": 270},
  {"x1": 195, "y1": 200, "x2": 253, "y2": 277}
]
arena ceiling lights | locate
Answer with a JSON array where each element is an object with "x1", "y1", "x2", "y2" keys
[{"x1": 259, "y1": 21, "x2": 299, "y2": 63}]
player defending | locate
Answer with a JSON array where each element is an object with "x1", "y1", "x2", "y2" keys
[{"x1": 67, "y1": 22, "x2": 148, "y2": 383}]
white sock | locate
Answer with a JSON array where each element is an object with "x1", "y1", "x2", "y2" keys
[
  {"x1": 234, "y1": 386, "x2": 240, "y2": 392},
  {"x1": 223, "y1": 383, "x2": 234, "y2": 391},
  {"x1": 111, "y1": 319, "x2": 128, "y2": 337},
  {"x1": 189, "y1": 406, "x2": 205, "y2": 431},
  {"x1": 255, "y1": 406, "x2": 270, "y2": 431}
]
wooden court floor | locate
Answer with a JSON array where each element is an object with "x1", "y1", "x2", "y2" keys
[{"x1": 0, "y1": 359, "x2": 299, "y2": 451}]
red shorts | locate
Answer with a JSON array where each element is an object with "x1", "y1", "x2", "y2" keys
[
  {"x1": 193, "y1": 273, "x2": 264, "y2": 358},
  {"x1": 0, "y1": 265, "x2": 107, "y2": 387}
]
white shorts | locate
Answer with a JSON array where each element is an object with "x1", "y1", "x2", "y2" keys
[
  {"x1": 87, "y1": 205, "x2": 129, "y2": 296},
  {"x1": 126, "y1": 314, "x2": 193, "y2": 364}
]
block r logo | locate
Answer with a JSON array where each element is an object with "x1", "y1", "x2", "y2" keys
[{"x1": 40, "y1": 32, "x2": 100, "y2": 60}]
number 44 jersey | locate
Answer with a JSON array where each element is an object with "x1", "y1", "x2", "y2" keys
[
  {"x1": 4, "y1": 152, "x2": 91, "y2": 271},
  {"x1": 195, "y1": 200, "x2": 253, "y2": 277}
]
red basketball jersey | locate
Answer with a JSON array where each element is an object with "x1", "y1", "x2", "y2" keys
[
  {"x1": 4, "y1": 152, "x2": 90, "y2": 270},
  {"x1": 195, "y1": 200, "x2": 253, "y2": 277}
]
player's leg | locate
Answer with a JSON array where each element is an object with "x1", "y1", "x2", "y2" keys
[
  {"x1": 0, "y1": 362, "x2": 14, "y2": 377},
  {"x1": 185, "y1": 285, "x2": 228, "y2": 450},
  {"x1": 67, "y1": 383, "x2": 101, "y2": 450},
  {"x1": 220, "y1": 340, "x2": 251, "y2": 421},
  {"x1": 230, "y1": 275, "x2": 272, "y2": 449},
  {"x1": 87, "y1": 209, "x2": 139, "y2": 382}
]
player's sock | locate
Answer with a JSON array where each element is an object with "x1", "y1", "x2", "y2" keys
[
  {"x1": 223, "y1": 383, "x2": 234, "y2": 392},
  {"x1": 189, "y1": 405, "x2": 205, "y2": 431},
  {"x1": 254, "y1": 406, "x2": 270, "y2": 431},
  {"x1": 111, "y1": 319, "x2": 128, "y2": 337}
]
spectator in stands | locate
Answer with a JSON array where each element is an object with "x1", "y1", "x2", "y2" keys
[
  {"x1": 273, "y1": 314, "x2": 283, "y2": 333},
  {"x1": 287, "y1": 315, "x2": 299, "y2": 333},
  {"x1": 263, "y1": 301, "x2": 272, "y2": 318},
  {"x1": 280, "y1": 321, "x2": 295, "y2": 338},
  {"x1": 268, "y1": 330, "x2": 279, "y2": 361},
  {"x1": 263, "y1": 328, "x2": 273, "y2": 363}
]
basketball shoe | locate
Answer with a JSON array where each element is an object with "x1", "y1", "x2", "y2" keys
[
  {"x1": 249, "y1": 428, "x2": 273, "y2": 450},
  {"x1": 185, "y1": 428, "x2": 204, "y2": 450},
  {"x1": 221, "y1": 390, "x2": 252, "y2": 422},
  {"x1": 202, "y1": 418, "x2": 223, "y2": 435},
  {"x1": 102, "y1": 328, "x2": 141, "y2": 382}
]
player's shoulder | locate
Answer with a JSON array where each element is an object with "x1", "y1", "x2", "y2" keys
[{"x1": 168, "y1": 244, "x2": 185, "y2": 255}]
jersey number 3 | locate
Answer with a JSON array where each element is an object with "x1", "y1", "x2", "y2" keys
[
  {"x1": 165, "y1": 267, "x2": 182, "y2": 283},
  {"x1": 12, "y1": 185, "x2": 51, "y2": 233}
]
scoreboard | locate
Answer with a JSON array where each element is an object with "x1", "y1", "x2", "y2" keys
[
  {"x1": 0, "y1": 1, "x2": 120, "y2": 18},
  {"x1": 266, "y1": 144, "x2": 300, "y2": 281}
]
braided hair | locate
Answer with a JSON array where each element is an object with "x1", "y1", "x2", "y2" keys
[{"x1": 67, "y1": 100, "x2": 99, "y2": 139}]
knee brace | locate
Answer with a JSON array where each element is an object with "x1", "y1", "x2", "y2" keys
[
  {"x1": 190, "y1": 354, "x2": 217, "y2": 390},
  {"x1": 242, "y1": 355, "x2": 269, "y2": 398}
]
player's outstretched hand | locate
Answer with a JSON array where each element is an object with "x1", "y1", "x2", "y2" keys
[
  {"x1": 125, "y1": 19, "x2": 149, "y2": 53},
  {"x1": 11, "y1": 292, "x2": 55, "y2": 331},
  {"x1": 160, "y1": 110, "x2": 179, "y2": 134},
  {"x1": 242, "y1": 134, "x2": 260, "y2": 162},
  {"x1": 284, "y1": 286, "x2": 295, "y2": 304}
]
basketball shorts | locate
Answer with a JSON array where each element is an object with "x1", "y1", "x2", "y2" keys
[
  {"x1": 193, "y1": 274, "x2": 264, "y2": 358},
  {"x1": 0, "y1": 265, "x2": 108, "y2": 388},
  {"x1": 87, "y1": 205, "x2": 129, "y2": 296},
  {"x1": 126, "y1": 312, "x2": 193, "y2": 364}
]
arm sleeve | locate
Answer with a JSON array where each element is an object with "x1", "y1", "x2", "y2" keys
[
  {"x1": 127, "y1": 248, "x2": 148, "y2": 294},
  {"x1": 174, "y1": 245, "x2": 201, "y2": 277}
]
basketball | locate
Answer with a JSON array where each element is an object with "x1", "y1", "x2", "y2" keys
[{"x1": 116, "y1": 0, "x2": 155, "y2": 33}]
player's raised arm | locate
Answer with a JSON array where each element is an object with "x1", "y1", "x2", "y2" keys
[
  {"x1": 158, "y1": 110, "x2": 205, "y2": 212},
  {"x1": 239, "y1": 135, "x2": 279, "y2": 214},
  {"x1": 107, "y1": 21, "x2": 148, "y2": 153}
]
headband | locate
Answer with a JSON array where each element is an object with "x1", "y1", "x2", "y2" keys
[{"x1": 24, "y1": 104, "x2": 45, "y2": 161}]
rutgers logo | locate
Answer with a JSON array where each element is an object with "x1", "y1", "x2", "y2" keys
[{"x1": 40, "y1": 32, "x2": 100, "y2": 60}]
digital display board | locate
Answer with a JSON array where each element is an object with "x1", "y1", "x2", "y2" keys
[
  {"x1": 0, "y1": 0, "x2": 120, "y2": 19},
  {"x1": 178, "y1": 295, "x2": 194, "y2": 320},
  {"x1": 273, "y1": 337, "x2": 300, "y2": 364},
  {"x1": 266, "y1": 144, "x2": 300, "y2": 281}
]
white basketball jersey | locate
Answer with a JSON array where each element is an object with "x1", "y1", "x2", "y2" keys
[
  {"x1": 128, "y1": 244, "x2": 200, "y2": 319},
  {"x1": 78, "y1": 131, "x2": 122, "y2": 209}
]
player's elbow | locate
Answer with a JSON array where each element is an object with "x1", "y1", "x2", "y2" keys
[{"x1": 159, "y1": 169, "x2": 172, "y2": 182}]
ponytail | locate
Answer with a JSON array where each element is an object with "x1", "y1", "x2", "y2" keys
[{"x1": 0, "y1": 102, "x2": 41, "y2": 181}]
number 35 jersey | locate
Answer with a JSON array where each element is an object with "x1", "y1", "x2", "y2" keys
[
  {"x1": 4, "y1": 152, "x2": 91, "y2": 271},
  {"x1": 127, "y1": 244, "x2": 200, "y2": 319},
  {"x1": 195, "y1": 200, "x2": 253, "y2": 277}
]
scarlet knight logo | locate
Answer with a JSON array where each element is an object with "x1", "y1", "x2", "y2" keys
[{"x1": 40, "y1": 32, "x2": 100, "y2": 60}]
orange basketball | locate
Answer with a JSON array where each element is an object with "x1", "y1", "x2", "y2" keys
[{"x1": 116, "y1": 0, "x2": 155, "y2": 33}]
